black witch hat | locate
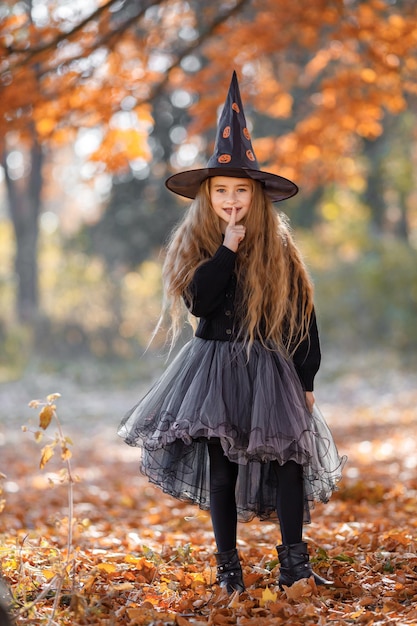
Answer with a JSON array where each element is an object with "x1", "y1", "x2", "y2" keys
[{"x1": 165, "y1": 71, "x2": 298, "y2": 202}]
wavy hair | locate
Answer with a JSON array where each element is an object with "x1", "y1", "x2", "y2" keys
[{"x1": 160, "y1": 178, "x2": 314, "y2": 355}]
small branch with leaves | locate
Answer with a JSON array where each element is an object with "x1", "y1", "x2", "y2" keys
[{"x1": 18, "y1": 393, "x2": 78, "y2": 625}]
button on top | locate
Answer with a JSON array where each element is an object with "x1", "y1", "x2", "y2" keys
[
  {"x1": 226, "y1": 329, "x2": 232, "y2": 335},
  {"x1": 225, "y1": 310, "x2": 232, "y2": 316}
]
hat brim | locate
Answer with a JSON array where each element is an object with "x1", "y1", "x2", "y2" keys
[{"x1": 165, "y1": 167, "x2": 298, "y2": 203}]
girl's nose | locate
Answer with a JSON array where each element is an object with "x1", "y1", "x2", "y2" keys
[{"x1": 225, "y1": 192, "x2": 238, "y2": 204}]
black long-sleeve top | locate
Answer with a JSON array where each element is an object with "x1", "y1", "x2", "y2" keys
[{"x1": 184, "y1": 245, "x2": 321, "y2": 391}]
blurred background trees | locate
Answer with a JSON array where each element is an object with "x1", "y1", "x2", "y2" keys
[{"x1": 0, "y1": 0, "x2": 416, "y2": 377}]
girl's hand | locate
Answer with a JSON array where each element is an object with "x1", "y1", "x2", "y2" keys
[
  {"x1": 305, "y1": 391, "x2": 315, "y2": 413},
  {"x1": 223, "y1": 207, "x2": 246, "y2": 252}
]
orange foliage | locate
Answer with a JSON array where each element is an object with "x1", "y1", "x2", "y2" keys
[
  {"x1": 0, "y1": 0, "x2": 416, "y2": 185},
  {"x1": 184, "y1": 0, "x2": 417, "y2": 186}
]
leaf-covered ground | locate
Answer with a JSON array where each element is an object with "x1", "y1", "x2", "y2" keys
[{"x1": 1, "y1": 352, "x2": 417, "y2": 625}]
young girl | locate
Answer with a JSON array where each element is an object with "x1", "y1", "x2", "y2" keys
[{"x1": 118, "y1": 72, "x2": 345, "y2": 594}]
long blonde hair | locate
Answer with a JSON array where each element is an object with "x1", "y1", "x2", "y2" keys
[{"x1": 161, "y1": 178, "x2": 314, "y2": 356}]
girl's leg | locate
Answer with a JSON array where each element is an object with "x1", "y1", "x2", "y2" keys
[
  {"x1": 274, "y1": 460, "x2": 333, "y2": 588},
  {"x1": 208, "y1": 440, "x2": 239, "y2": 552},
  {"x1": 274, "y1": 460, "x2": 304, "y2": 545},
  {"x1": 208, "y1": 441, "x2": 244, "y2": 594}
]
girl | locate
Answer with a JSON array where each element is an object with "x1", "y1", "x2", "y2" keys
[{"x1": 118, "y1": 72, "x2": 345, "y2": 594}]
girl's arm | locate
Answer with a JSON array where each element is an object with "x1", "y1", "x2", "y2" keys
[
  {"x1": 185, "y1": 245, "x2": 236, "y2": 317},
  {"x1": 186, "y1": 207, "x2": 244, "y2": 317},
  {"x1": 292, "y1": 309, "x2": 321, "y2": 392},
  {"x1": 305, "y1": 391, "x2": 315, "y2": 412}
]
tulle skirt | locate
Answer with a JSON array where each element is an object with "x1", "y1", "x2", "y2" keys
[{"x1": 118, "y1": 338, "x2": 346, "y2": 522}]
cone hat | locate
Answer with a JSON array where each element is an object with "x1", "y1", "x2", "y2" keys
[{"x1": 165, "y1": 71, "x2": 298, "y2": 202}]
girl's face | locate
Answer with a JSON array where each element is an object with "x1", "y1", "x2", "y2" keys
[{"x1": 209, "y1": 176, "x2": 253, "y2": 231}]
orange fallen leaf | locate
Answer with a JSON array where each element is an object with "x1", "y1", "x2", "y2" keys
[
  {"x1": 111, "y1": 582, "x2": 134, "y2": 590},
  {"x1": 282, "y1": 577, "x2": 315, "y2": 600},
  {"x1": 96, "y1": 562, "x2": 117, "y2": 573}
]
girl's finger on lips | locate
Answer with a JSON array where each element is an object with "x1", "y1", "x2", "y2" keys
[{"x1": 229, "y1": 206, "x2": 237, "y2": 225}]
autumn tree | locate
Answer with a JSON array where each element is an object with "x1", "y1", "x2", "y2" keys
[
  {"x1": 82, "y1": 90, "x2": 190, "y2": 271},
  {"x1": 1, "y1": 0, "x2": 416, "y2": 321}
]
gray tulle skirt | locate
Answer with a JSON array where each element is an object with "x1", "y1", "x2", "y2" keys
[{"x1": 118, "y1": 338, "x2": 346, "y2": 522}]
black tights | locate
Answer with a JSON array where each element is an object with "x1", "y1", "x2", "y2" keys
[
  {"x1": 208, "y1": 442, "x2": 239, "y2": 552},
  {"x1": 208, "y1": 442, "x2": 304, "y2": 552}
]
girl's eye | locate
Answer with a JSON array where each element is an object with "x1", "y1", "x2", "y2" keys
[{"x1": 213, "y1": 187, "x2": 249, "y2": 194}]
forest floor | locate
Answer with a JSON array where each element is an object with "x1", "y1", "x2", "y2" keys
[{"x1": 0, "y1": 349, "x2": 417, "y2": 625}]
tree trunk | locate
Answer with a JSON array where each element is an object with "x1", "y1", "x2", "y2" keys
[{"x1": 3, "y1": 136, "x2": 44, "y2": 323}]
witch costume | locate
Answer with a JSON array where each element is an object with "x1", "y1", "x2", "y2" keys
[{"x1": 118, "y1": 71, "x2": 346, "y2": 591}]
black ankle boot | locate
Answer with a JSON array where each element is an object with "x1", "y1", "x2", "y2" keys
[
  {"x1": 215, "y1": 548, "x2": 245, "y2": 594},
  {"x1": 276, "y1": 542, "x2": 333, "y2": 589}
]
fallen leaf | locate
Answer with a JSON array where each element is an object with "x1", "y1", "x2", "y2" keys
[
  {"x1": 260, "y1": 586, "x2": 278, "y2": 606},
  {"x1": 282, "y1": 578, "x2": 314, "y2": 600}
]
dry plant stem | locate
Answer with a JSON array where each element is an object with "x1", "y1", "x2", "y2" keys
[
  {"x1": 53, "y1": 409, "x2": 75, "y2": 567},
  {"x1": 23, "y1": 395, "x2": 77, "y2": 624},
  {"x1": 48, "y1": 408, "x2": 76, "y2": 625},
  {"x1": 47, "y1": 574, "x2": 64, "y2": 626}
]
